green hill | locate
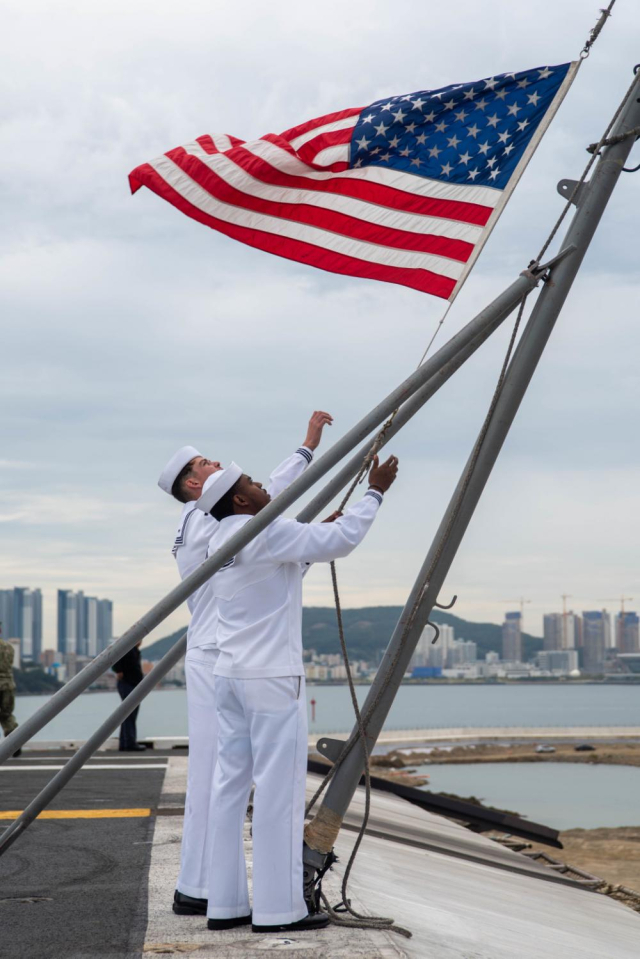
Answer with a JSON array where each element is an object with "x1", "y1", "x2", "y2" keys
[
  {"x1": 142, "y1": 607, "x2": 542, "y2": 664},
  {"x1": 14, "y1": 665, "x2": 63, "y2": 694}
]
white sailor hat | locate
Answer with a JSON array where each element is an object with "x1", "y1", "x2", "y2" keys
[
  {"x1": 158, "y1": 446, "x2": 202, "y2": 495},
  {"x1": 196, "y1": 463, "x2": 243, "y2": 514}
]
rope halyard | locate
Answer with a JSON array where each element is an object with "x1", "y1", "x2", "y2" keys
[
  {"x1": 416, "y1": 301, "x2": 453, "y2": 369},
  {"x1": 580, "y1": 1, "x2": 617, "y2": 60}
]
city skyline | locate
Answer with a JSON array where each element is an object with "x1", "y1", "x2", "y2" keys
[
  {"x1": 57, "y1": 589, "x2": 113, "y2": 658},
  {"x1": 502, "y1": 606, "x2": 639, "y2": 675},
  {"x1": 0, "y1": 585, "x2": 113, "y2": 659},
  {"x1": 2, "y1": 582, "x2": 639, "y2": 655}
]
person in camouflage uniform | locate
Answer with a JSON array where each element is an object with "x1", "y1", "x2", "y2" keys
[{"x1": 0, "y1": 637, "x2": 19, "y2": 742}]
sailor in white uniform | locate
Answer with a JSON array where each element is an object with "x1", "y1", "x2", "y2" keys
[
  {"x1": 195, "y1": 453, "x2": 399, "y2": 933},
  {"x1": 157, "y1": 412, "x2": 333, "y2": 916}
]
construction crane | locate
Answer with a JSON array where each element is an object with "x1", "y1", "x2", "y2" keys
[{"x1": 501, "y1": 597, "x2": 532, "y2": 620}]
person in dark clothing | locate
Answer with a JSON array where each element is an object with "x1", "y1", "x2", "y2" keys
[{"x1": 112, "y1": 640, "x2": 146, "y2": 752}]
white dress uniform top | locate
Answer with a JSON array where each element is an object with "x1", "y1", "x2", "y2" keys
[
  {"x1": 204, "y1": 488, "x2": 384, "y2": 926},
  {"x1": 168, "y1": 447, "x2": 315, "y2": 900}
]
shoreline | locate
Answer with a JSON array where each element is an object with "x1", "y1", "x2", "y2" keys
[
  {"x1": 15, "y1": 675, "x2": 640, "y2": 698},
  {"x1": 383, "y1": 740, "x2": 640, "y2": 769},
  {"x1": 15, "y1": 726, "x2": 640, "y2": 754}
]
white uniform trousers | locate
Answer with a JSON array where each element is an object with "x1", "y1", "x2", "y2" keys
[
  {"x1": 176, "y1": 647, "x2": 219, "y2": 899},
  {"x1": 206, "y1": 675, "x2": 308, "y2": 926}
]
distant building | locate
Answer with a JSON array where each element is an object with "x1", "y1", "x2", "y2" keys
[
  {"x1": 0, "y1": 587, "x2": 43, "y2": 662},
  {"x1": 57, "y1": 589, "x2": 114, "y2": 656},
  {"x1": 98, "y1": 599, "x2": 113, "y2": 648},
  {"x1": 543, "y1": 613, "x2": 560, "y2": 650},
  {"x1": 502, "y1": 611, "x2": 522, "y2": 663},
  {"x1": 57, "y1": 590, "x2": 78, "y2": 654},
  {"x1": 446, "y1": 639, "x2": 477, "y2": 668},
  {"x1": 616, "y1": 653, "x2": 640, "y2": 675},
  {"x1": 543, "y1": 612, "x2": 581, "y2": 650},
  {"x1": 410, "y1": 622, "x2": 455, "y2": 670},
  {"x1": 616, "y1": 612, "x2": 639, "y2": 653},
  {"x1": 411, "y1": 666, "x2": 443, "y2": 679},
  {"x1": 582, "y1": 610, "x2": 611, "y2": 673},
  {"x1": 536, "y1": 649, "x2": 579, "y2": 673}
]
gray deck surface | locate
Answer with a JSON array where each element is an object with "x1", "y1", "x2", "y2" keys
[
  {"x1": 1, "y1": 750, "x2": 639, "y2": 958},
  {"x1": 0, "y1": 750, "x2": 166, "y2": 959},
  {"x1": 333, "y1": 780, "x2": 579, "y2": 885}
]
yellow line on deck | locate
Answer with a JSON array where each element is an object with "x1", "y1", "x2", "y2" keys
[{"x1": 0, "y1": 808, "x2": 151, "y2": 820}]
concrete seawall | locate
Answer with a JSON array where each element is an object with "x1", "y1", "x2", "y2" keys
[
  {"x1": 19, "y1": 726, "x2": 640, "y2": 752},
  {"x1": 315, "y1": 726, "x2": 640, "y2": 746}
]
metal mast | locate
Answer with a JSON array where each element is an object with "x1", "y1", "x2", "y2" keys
[{"x1": 303, "y1": 66, "x2": 640, "y2": 875}]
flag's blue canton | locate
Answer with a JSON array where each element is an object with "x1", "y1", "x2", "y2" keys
[{"x1": 349, "y1": 63, "x2": 571, "y2": 191}]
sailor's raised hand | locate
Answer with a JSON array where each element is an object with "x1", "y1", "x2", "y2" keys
[
  {"x1": 368, "y1": 454, "x2": 399, "y2": 493},
  {"x1": 303, "y1": 410, "x2": 333, "y2": 451}
]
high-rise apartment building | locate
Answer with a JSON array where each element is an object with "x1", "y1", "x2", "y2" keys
[
  {"x1": 0, "y1": 591, "x2": 12, "y2": 643},
  {"x1": 543, "y1": 611, "x2": 581, "y2": 650},
  {"x1": 57, "y1": 590, "x2": 78, "y2": 654},
  {"x1": 502, "y1": 611, "x2": 522, "y2": 662},
  {"x1": 411, "y1": 622, "x2": 454, "y2": 669},
  {"x1": 446, "y1": 639, "x2": 477, "y2": 667},
  {"x1": 616, "y1": 612, "x2": 639, "y2": 654},
  {"x1": 57, "y1": 590, "x2": 113, "y2": 656},
  {"x1": 97, "y1": 599, "x2": 113, "y2": 650},
  {"x1": 0, "y1": 587, "x2": 43, "y2": 662},
  {"x1": 582, "y1": 610, "x2": 610, "y2": 673}
]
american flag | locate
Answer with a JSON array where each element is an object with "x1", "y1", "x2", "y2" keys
[{"x1": 130, "y1": 62, "x2": 577, "y2": 301}]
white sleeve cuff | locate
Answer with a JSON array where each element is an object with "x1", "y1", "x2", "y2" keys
[{"x1": 365, "y1": 489, "x2": 384, "y2": 506}]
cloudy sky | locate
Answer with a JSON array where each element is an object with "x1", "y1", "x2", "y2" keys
[{"x1": 1, "y1": 0, "x2": 638, "y2": 649}]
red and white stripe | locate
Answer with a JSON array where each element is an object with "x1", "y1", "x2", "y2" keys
[{"x1": 129, "y1": 108, "x2": 499, "y2": 300}]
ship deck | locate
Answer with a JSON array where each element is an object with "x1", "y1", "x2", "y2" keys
[{"x1": 2, "y1": 747, "x2": 639, "y2": 958}]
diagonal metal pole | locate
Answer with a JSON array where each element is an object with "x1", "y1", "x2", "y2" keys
[
  {"x1": 0, "y1": 279, "x2": 536, "y2": 854},
  {"x1": 303, "y1": 66, "x2": 640, "y2": 867},
  {"x1": 0, "y1": 270, "x2": 539, "y2": 766}
]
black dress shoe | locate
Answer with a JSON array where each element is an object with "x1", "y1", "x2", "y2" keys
[
  {"x1": 173, "y1": 890, "x2": 207, "y2": 915},
  {"x1": 208, "y1": 915, "x2": 252, "y2": 930},
  {"x1": 120, "y1": 743, "x2": 147, "y2": 751},
  {"x1": 252, "y1": 913, "x2": 329, "y2": 933}
]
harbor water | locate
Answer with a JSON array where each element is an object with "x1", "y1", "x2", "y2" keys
[
  {"x1": 416, "y1": 761, "x2": 640, "y2": 830},
  {"x1": 11, "y1": 683, "x2": 640, "y2": 830},
  {"x1": 14, "y1": 681, "x2": 639, "y2": 740}
]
